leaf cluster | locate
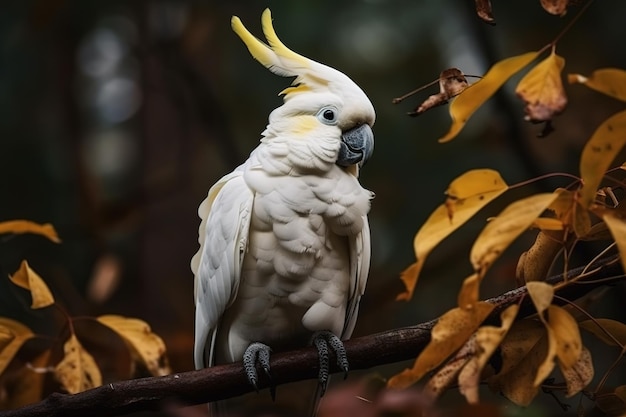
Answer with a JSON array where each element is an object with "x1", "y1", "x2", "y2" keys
[{"x1": 0, "y1": 221, "x2": 171, "y2": 410}]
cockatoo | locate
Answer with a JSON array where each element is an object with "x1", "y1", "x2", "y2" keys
[{"x1": 191, "y1": 8, "x2": 374, "y2": 414}]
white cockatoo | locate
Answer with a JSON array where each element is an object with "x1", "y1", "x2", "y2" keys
[{"x1": 191, "y1": 8, "x2": 374, "y2": 414}]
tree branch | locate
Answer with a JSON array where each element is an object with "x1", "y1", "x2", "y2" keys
[{"x1": 3, "y1": 256, "x2": 623, "y2": 417}]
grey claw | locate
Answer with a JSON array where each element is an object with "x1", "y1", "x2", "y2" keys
[
  {"x1": 311, "y1": 331, "x2": 350, "y2": 395},
  {"x1": 243, "y1": 342, "x2": 272, "y2": 394}
]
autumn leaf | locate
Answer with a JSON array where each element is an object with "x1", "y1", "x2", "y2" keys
[
  {"x1": 487, "y1": 319, "x2": 546, "y2": 406},
  {"x1": 540, "y1": 0, "x2": 572, "y2": 16},
  {"x1": 548, "y1": 305, "x2": 582, "y2": 369},
  {"x1": 516, "y1": 231, "x2": 563, "y2": 283},
  {"x1": 97, "y1": 315, "x2": 170, "y2": 376},
  {"x1": 580, "y1": 318, "x2": 626, "y2": 346},
  {"x1": 387, "y1": 302, "x2": 494, "y2": 389},
  {"x1": 457, "y1": 273, "x2": 481, "y2": 309},
  {"x1": 601, "y1": 209, "x2": 626, "y2": 273},
  {"x1": 9, "y1": 260, "x2": 55, "y2": 309},
  {"x1": 398, "y1": 169, "x2": 508, "y2": 300},
  {"x1": 408, "y1": 68, "x2": 469, "y2": 116},
  {"x1": 595, "y1": 385, "x2": 626, "y2": 416},
  {"x1": 515, "y1": 49, "x2": 567, "y2": 123},
  {"x1": 470, "y1": 193, "x2": 558, "y2": 275},
  {"x1": 0, "y1": 220, "x2": 61, "y2": 243},
  {"x1": 424, "y1": 335, "x2": 475, "y2": 400},
  {"x1": 2, "y1": 349, "x2": 52, "y2": 408},
  {"x1": 458, "y1": 305, "x2": 519, "y2": 404},
  {"x1": 561, "y1": 347, "x2": 593, "y2": 398},
  {"x1": 439, "y1": 51, "x2": 539, "y2": 142},
  {"x1": 0, "y1": 318, "x2": 35, "y2": 376},
  {"x1": 474, "y1": 0, "x2": 495, "y2": 25},
  {"x1": 579, "y1": 109, "x2": 626, "y2": 209},
  {"x1": 569, "y1": 68, "x2": 626, "y2": 102},
  {"x1": 526, "y1": 281, "x2": 554, "y2": 314},
  {"x1": 55, "y1": 334, "x2": 102, "y2": 394},
  {"x1": 547, "y1": 188, "x2": 591, "y2": 238}
]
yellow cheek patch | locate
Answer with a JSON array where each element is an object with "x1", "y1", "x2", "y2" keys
[{"x1": 290, "y1": 115, "x2": 319, "y2": 136}]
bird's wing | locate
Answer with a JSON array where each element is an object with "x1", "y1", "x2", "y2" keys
[
  {"x1": 192, "y1": 170, "x2": 254, "y2": 369},
  {"x1": 341, "y1": 215, "x2": 371, "y2": 339}
]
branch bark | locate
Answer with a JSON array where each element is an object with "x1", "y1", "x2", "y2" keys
[{"x1": 3, "y1": 256, "x2": 623, "y2": 417}]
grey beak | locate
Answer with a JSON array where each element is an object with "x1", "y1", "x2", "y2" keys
[{"x1": 336, "y1": 124, "x2": 374, "y2": 168}]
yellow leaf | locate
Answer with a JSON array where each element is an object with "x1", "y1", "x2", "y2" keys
[
  {"x1": 579, "y1": 109, "x2": 626, "y2": 209},
  {"x1": 459, "y1": 305, "x2": 519, "y2": 404},
  {"x1": 9, "y1": 261, "x2": 55, "y2": 309},
  {"x1": 515, "y1": 50, "x2": 567, "y2": 122},
  {"x1": 548, "y1": 305, "x2": 582, "y2": 369},
  {"x1": 0, "y1": 318, "x2": 35, "y2": 376},
  {"x1": 3, "y1": 349, "x2": 52, "y2": 408},
  {"x1": 568, "y1": 68, "x2": 626, "y2": 102},
  {"x1": 548, "y1": 188, "x2": 591, "y2": 238},
  {"x1": 531, "y1": 217, "x2": 564, "y2": 231},
  {"x1": 0, "y1": 220, "x2": 61, "y2": 243},
  {"x1": 516, "y1": 231, "x2": 563, "y2": 283},
  {"x1": 470, "y1": 193, "x2": 558, "y2": 274},
  {"x1": 560, "y1": 347, "x2": 593, "y2": 398},
  {"x1": 580, "y1": 318, "x2": 626, "y2": 346},
  {"x1": 423, "y1": 335, "x2": 475, "y2": 400},
  {"x1": 596, "y1": 385, "x2": 626, "y2": 416},
  {"x1": 457, "y1": 273, "x2": 481, "y2": 309},
  {"x1": 602, "y1": 209, "x2": 626, "y2": 274},
  {"x1": 439, "y1": 52, "x2": 539, "y2": 142},
  {"x1": 387, "y1": 302, "x2": 494, "y2": 389},
  {"x1": 398, "y1": 169, "x2": 508, "y2": 300},
  {"x1": 54, "y1": 334, "x2": 102, "y2": 394},
  {"x1": 534, "y1": 326, "x2": 557, "y2": 387},
  {"x1": 97, "y1": 315, "x2": 170, "y2": 376},
  {"x1": 526, "y1": 281, "x2": 554, "y2": 314}
]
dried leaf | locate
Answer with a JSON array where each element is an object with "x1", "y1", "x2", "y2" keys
[
  {"x1": 54, "y1": 334, "x2": 102, "y2": 394},
  {"x1": 488, "y1": 320, "x2": 547, "y2": 406},
  {"x1": 9, "y1": 260, "x2": 55, "y2": 309},
  {"x1": 548, "y1": 188, "x2": 591, "y2": 237},
  {"x1": 540, "y1": 0, "x2": 572, "y2": 16},
  {"x1": 515, "y1": 50, "x2": 567, "y2": 123},
  {"x1": 97, "y1": 315, "x2": 170, "y2": 376},
  {"x1": 568, "y1": 68, "x2": 626, "y2": 102},
  {"x1": 531, "y1": 217, "x2": 563, "y2": 231},
  {"x1": 560, "y1": 347, "x2": 593, "y2": 398},
  {"x1": 601, "y1": 209, "x2": 626, "y2": 273},
  {"x1": 387, "y1": 302, "x2": 494, "y2": 389},
  {"x1": 398, "y1": 170, "x2": 507, "y2": 300},
  {"x1": 580, "y1": 318, "x2": 626, "y2": 346},
  {"x1": 526, "y1": 281, "x2": 554, "y2": 316},
  {"x1": 424, "y1": 335, "x2": 475, "y2": 400},
  {"x1": 548, "y1": 305, "x2": 582, "y2": 369},
  {"x1": 0, "y1": 318, "x2": 34, "y2": 376},
  {"x1": 409, "y1": 68, "x2": 469, "y2": 116},
  {"x1": 439, "y1": 51, "x2": 538, "y2": 142},
  {"x1": 3, "y1": 349, "x2": 52, "y2": 408},
  {"x1": 0, "y1": 220, "x2": 61, "y2": 243},
  {"x1": 458, "y1": 273, "x2": 481, "y2": 309},
  {"x1": 474, "y1": 0, "x2": 495, "y2": 24},
  {"x1": 516, "y1": 231, "x2": 563, "y2": 283},
  {"x1": 579, "y1": 109, "x2": 626, "y2": 208},
  {"x1": 459, "y1": 305, "x2": 519, "y2": 403},
  {"x1": 470, "y1": 193, "x2": 558, "y2": 275}
]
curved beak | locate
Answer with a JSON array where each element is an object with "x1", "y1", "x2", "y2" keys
[{"x1": 336, "y1": 124, "x2": 374, "y2": 168}]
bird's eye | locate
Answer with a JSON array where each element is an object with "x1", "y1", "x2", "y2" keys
[{"x1": 317, "y1": 106, "x2": 338, "y2": 125}]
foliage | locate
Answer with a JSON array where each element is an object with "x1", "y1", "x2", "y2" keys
[
  {"x1": 392, "y1": 0, "x2": 626, "y2": 414},
  {"x1": 0, "y1": 221, "x2": 171, "y2": 409}
]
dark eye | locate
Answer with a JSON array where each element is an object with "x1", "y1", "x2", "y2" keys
[{"x1": 317, "y1": 106, "x2": 338, "y2": 125}]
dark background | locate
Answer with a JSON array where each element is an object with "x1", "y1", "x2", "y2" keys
[{"x1": 1, "y1": 0, "x2": 625, "y2": 415}]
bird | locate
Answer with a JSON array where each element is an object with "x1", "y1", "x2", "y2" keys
[{"x1": 191, "y1": 8, "x2": 375, "y2": 415}]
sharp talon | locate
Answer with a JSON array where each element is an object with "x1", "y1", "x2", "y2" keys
[
  {"x1": 311, "y1": 330, "x2": 349, "y2": 395},
  {"x1": 243, "y1": 342, "x2": 272, "y2": 394}
]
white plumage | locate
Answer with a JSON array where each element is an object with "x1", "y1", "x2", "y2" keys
[{"x1": 191, "y1": 8, "x2": 374, "y2": 411}]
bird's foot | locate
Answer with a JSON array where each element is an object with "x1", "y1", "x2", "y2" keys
[
  {"x1": 243, "y1": 342, "x2": 275, "y2": 400},
  {"x1": 311, "y1": 330, "x2": 349, "y2": 396}
]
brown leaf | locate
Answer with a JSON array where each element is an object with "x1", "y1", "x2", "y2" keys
[
  {"x1": 397, "y1": 169, "x2": 508, "y2": 301},
  {"x1": 96, "y1": 315, "x2": 170, "y2": 376},
  {"x1": 2, "y1": 349, "x2": 52, "y2": 408},
  {"x1": 0, "y1": 220, "x2": 61, "y2": 243},
  {"x1": 579, "y1": 109, "x2": 626, "y2": 209},
  {"x1": 0, "y1": 318, "x2": 34, "y2": 376},
  {"x1": 54, "y1": 334, "x2": 102, "y2": 394},
  {"x1": 601, "y1": 209, "x2": 626, "y2": 274},
  {"x1": 595, "y1": 385, "x2": 626, "y2": 416},
  {"x1": 548, "y1": 305, "x2": 582, "y2": 369},
  {"x1": 388, "y1": 302, "x2": 494, "y2": 389},
  {"x1": 516, "y1": 230, "x2": 563, "y2": 283},
  {"x1": 515, "y1": 50, "x2": 567, "y2": 123},
  {"x1": 9, "y1": 260, "x2": 55, "y2": 309},
  {"x1": 548, "y1": 189, "x2": 591, "y2": 238},
  {"x1": 540, "y1": 0, "x2": 572, "y2": 16},
  {"x1": 423, "y1": 335, "x2": 475, "y2": 400},
  {"x1": 409, "y1": 68, "x2": 468, "y2": 116},
  {"x1": 580, "y1": 318, "x2": 626, "y2": 346},
  {"x1": 474, "y1": 0, "x2": 496, "y2": 24},
  {"x1": 560, "y1": 347, "x2": 593, "y2": 398}
]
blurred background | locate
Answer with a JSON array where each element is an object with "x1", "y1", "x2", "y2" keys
[{"x1": 1, "y1": 0, "x2": 625, "y2": 415}]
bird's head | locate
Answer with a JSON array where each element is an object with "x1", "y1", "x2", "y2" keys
[{"x1": 232, "y1": 9, "x2": 375, "y2": 175}]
